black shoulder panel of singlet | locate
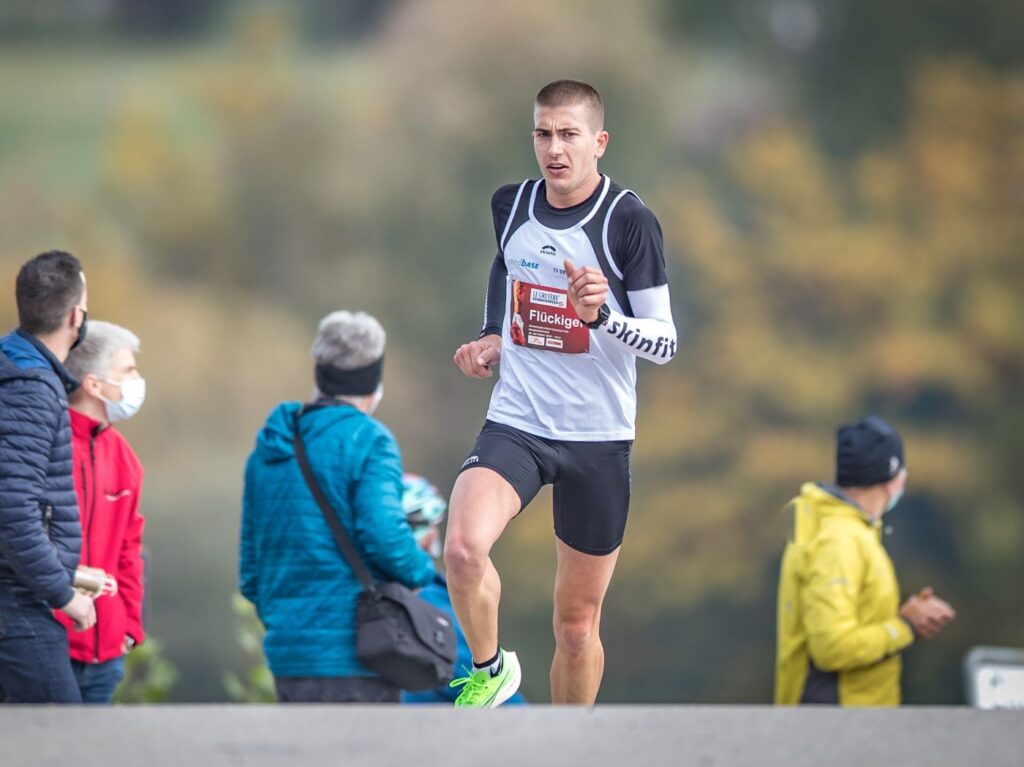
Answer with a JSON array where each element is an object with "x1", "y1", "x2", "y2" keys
[{"x1": 492, "y1": 181, "x2": 532, "y2": 253}]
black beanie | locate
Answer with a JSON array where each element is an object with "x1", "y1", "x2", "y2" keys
[{"x1": 836, "y1": 415, "x2": 905, "y2": 487}]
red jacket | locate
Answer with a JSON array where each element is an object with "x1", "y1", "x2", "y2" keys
[{"x1": 55, "y1": 409, "x2": 146, "y2": 663}]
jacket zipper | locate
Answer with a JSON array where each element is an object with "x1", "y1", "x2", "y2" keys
[{"x1": 87, "y1": 432, "x2": 100, "y2": 663}]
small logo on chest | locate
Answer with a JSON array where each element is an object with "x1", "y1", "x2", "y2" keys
[
  {"x1": 530, "y1": 288, "x2": 567, "y2": 309},
  {"x1": 540, "y1": 244, "x2": 557, "y2": 258}
]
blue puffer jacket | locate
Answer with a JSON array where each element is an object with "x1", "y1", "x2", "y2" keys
[
  {"x1": 0, "y1": 329, "x2": 81, "y2": 609},
  {"x1": 240, "y1": 400, "x2": 434, "y2": 677}
]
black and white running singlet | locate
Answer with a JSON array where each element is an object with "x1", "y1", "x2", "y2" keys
[{"x1": 479, "y1": 175, "x2": 677, "y2": 441}]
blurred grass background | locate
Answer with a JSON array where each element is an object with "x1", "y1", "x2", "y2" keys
[{"x1": 0, "y1": 0, "x2": 1021, "y2": 703}]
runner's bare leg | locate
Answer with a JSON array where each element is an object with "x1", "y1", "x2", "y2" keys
[
  {"x1": 444, "y1": 467, "x2": 521, "y2": 664},
  {"x1": 550, "y1": 540, "x2": 621, "y2": 704}
]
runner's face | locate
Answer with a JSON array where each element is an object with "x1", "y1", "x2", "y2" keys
[{"x1": 533, "y1": 102, "x2": 608, "y2": 207}]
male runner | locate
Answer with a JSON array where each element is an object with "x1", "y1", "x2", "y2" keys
[{"x1": 447, "y1": 80, "x2": 677, "y2": 706}]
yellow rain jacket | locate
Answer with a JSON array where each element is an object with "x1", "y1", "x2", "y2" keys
[{"x1": 775, "y1": 482, "x2": 914, "y2": 706}]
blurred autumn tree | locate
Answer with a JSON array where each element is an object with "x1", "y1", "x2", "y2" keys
[
  {"x1": 601, "y1": 59, "x2": 1024, "y2": 702},
  {"x1": 0, "y1": 0, "x2": 1020, "y2": 703}
]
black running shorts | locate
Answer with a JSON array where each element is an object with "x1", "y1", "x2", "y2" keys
[{"x1": 458, "y1": 420, "x2": 633, "y2": 555}]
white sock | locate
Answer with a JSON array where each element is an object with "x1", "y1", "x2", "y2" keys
[{"x1": 473, "y1": 648, "x2": 503, "y2": 677}]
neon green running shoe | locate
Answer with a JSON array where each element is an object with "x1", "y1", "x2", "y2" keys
[{"x1": 450, "y1": 650, "x2": 522, "y2": 708}]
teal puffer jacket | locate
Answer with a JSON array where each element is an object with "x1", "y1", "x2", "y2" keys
[{"x1": 239, "y1": 400, "x2": 433, "y2": 678}]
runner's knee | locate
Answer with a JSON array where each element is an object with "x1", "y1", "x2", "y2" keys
[
  {"x1": 443, "y1": 532, "x2": 488, "y2": 580},
  {"x1": 553, "y1": 604, "x2": 602, "y2": 656}
]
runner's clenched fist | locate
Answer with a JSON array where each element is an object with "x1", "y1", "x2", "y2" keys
[
  {"x1": 564, "y1": 258, "x2": 608, "y2": 324},
  {"x1": 454, "y1": 334, "x2": 502, "y2": 378}
]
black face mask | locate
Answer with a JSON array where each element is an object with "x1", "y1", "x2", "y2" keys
[{"x1": 69, "y1": 309, "x2": 88, "y2": 352}]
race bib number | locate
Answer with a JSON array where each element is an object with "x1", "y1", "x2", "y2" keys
[{"x1": 509, "y1": 280, "x2": 590, "y2": 354}]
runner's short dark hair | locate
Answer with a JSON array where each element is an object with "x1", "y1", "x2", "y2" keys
[
  {"x1": 535, "y1": 80, "x2": 604, "y2": 129},
  {"x1": 16, "y1": 250, "x2": 84, "y2": 335}
]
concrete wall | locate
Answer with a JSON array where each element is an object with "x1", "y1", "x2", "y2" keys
[{"x1": 2, "y1": 705, "x2": 1021, "y2": 767}]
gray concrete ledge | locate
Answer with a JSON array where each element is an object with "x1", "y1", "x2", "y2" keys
[{"x1": 1, "y1": 705, "x2": 1021, "y2": 767}]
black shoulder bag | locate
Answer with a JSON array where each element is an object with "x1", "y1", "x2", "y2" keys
[{"x1": 292, "y1": 409, "x2": 457, "y2": 692}]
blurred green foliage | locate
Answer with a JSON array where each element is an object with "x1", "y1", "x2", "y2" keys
[
  {"x1": 114, "y1": 638, "x2": 179, "y2": 703},
  {"x1": 223, "y1": 593, "x2": 276, "y2": 703},
  {"x1": 0, "y1": 0, "x2": 1021, "y2": 703}
]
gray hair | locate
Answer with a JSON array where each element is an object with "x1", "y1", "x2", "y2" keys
[
  {"x1": 65, "y1": 320, "x2": 140, "y2": 381},
  {"x1": 311, "y1": 310, "x2": 385, "y2": 370},
  {"x1": 311, "y1": 311, "x2": 385, "y2": 404}
]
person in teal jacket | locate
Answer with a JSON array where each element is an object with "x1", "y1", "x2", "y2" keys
[{"x1": 239, "y1": 310, "x2": 433, "y2": 703}]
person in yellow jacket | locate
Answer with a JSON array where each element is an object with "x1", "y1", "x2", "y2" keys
[{"x1": 775, "y1": 415, "x2": 956, "y2": 706}]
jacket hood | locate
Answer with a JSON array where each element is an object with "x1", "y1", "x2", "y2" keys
[
  {"x1": 0, "y1": 329, "x2": 79, "y2": 394},
  {"x1": 789, "y1": 481, "x2": 878, "y2": 545},
  {"x1": 254, "y1": 400, "x2": 369, "y2": 463},
  {"x1": 801, "y1": 482, "x2": 869, "y2": 516},
  {"x1": 255, "y1": 401, "x2": 373, "y2": 464},
  {"x1": 254, "y1": 401, "x2": 304, "y2": 463}
]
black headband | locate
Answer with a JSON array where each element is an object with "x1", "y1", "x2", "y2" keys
[{"x1": 315, "y1": 356, "x2": 384, "y2": 397}]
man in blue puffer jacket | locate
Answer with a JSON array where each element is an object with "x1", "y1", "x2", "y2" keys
[
  {"x1": 240, "y1": 310, "x2": 433, "y2": 703},
  {"x1": 0, "y1": 251, "x2": 97, "y2": 703}
]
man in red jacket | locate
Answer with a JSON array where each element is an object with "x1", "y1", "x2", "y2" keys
[{"x1": 59, "y1": 320, "x2": 146, "y2": 703}]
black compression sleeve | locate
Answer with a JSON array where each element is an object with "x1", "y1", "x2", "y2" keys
[{"x1": 481, "y1": 251, "x2": 507, "y2": 338}]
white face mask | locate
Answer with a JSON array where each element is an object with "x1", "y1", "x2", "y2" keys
[
  {"x1": 884, "y1": 488, "x2": 904, "y2": 514},
  {"x1": 883, "y1": 468, "x2": 908, "y2": 515},
  {"x1": 366, "y1": 386, "x2": 383, "y2": 416},
  {"x1": 101, "y1": 377, "x2": 146, "y2": 423}
]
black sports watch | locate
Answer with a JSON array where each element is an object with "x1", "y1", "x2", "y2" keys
[{"x1": 583, "y1": 303, "x2": 611, "y2": 329}]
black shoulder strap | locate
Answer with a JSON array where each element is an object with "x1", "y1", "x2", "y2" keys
[{"x1": 292, "y1": 409, "x2": 378, "y2": 594}]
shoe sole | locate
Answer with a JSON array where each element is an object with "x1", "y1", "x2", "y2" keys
[{"x1": 486, "y1": 651, "x2": 522, "y2": 708}]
